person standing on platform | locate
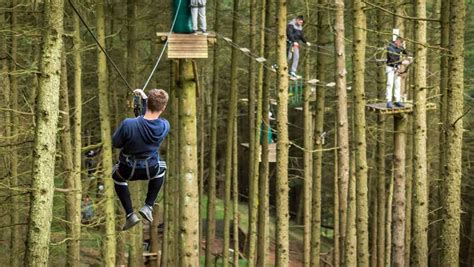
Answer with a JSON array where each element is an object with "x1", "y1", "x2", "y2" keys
[
  {"x1": 190, "y1": 0, "x2": 207, "y2": 34},
  {"x1": 287, "y1": 15, "x2": 311, "y2": 78},
  {"x1": 385, "y1": 36, "x2": 407, "y2": 108}
]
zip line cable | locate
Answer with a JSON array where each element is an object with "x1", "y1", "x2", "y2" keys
[
  {"x1": 68, "y1": 0, "x2": 183, "y2": 93},
  {"x1": 68, "y1": 0, "x2": 133, "y2": 92},
  {"x1": 141, "y1": 0, "x2": 182, "y2": 91}
]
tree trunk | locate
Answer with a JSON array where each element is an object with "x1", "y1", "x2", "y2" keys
[
  {"x1": 311, "y1": 2, "x2": 329, "y2": 266},
  {"x1": 303, "y1": 56, "x2": 313, "y2": 267},
  {"x1": 232, "y1": 119, "x2": 240, "y2": 267},
  {"x1": 334, "y1": 0, "x2": 350, "y2": 264},
  {"x1": 375, "y1": 2, "x2": 388, "y2": 266},
  {"x1": 391, "y1": 115, "x2": 407, "y2": 266},
  {"x1": 96, "y1": 2, "x2": 117, "y2": 265},
  {"x1": 411, "y1": 0, "x2": 429, "y2": 265},
  {"x1": 223, "y1": 0, "x2": 240, "y2": 265},
  {"x1": 8, "y1": 0, "x2": 21, "y2": 264},
  {"x1": 71, "y1": 12, "x2": 83, "y2": 267},
  {"x1": 164, "y1": 62, "x2": 179, "y2": 267},
  {"x1": 467, "y1": 213, "x2": 474, "y2": 267},
  {"x1": 385, "y1": 170, "x2": 394, "y2": 266},
  {"x1": 345, "y1": 152, "x2": 357, "y2": 266},
  {"x1": 352, "y1": 1, "x2": 369, "y2": 265},
  {"x1": 59, "y1": 49, "x2": 81, "y2": 267},
  {"x1": 126, "y1": 0, "x2": 144, "y2": 265},
  {"x1": 257, "y1": 0, "x2": 272, "y2": 265},
  {"x1": 333, "y1": 125, "x2": 340, "y2": 267},
  {"x1": 247, "y1": 0, "x2": 258, "y2": 261},
  {"x1": 205, "y1": 1, "x2": 221, "y2": 266},
  {"x1": 0, "y1": 10, "x2": 12, "y2": 255},
  {"x1": 275, "y1": 0, "x2": 289, "y2": 265},
  {"x1": 178, "y1": 59, "x2": 200, "y2": 267},
  {"x1": 440, "y1": 1, "x2": 465, "y2": 265},
  {"x1": 24, "y1": 0, "x2": 64, "y2": 265}
]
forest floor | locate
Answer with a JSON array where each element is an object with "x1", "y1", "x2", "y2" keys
[{"x1": 0, "y1": 195, "x2": 332, "y2": 266}]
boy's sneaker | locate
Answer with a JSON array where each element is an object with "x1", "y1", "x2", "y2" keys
[
  {"x1": 289, "y1": 71, "x2": 297, "y2": 78},
  {"x1": 122, "y1": 213, "x2": 140, "y2": 231},
  {"x1": 386, "y1": 101, "x2": 393, "y2": 109},
  {"x1": 139, "y1": 205, "x2": 154, "y2": 223},
  {"x1": 202, "y1": 30, "x2": 208, "y2": 36},
  {"x1": 394, "y1": 102, "x2": 405, "y2": 108}
]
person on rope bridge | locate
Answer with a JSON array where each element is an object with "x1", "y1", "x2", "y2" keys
[
  {"x1": 287, "y1": 15, "x2": 311, "y2": 79},
  {"x1": 190, "y1": 0, "x2": 207, "y2": 34},
  {"x1": 112, "y1": 88, "x2": 170, "y2": 231},
  {"x1": 385, "y1": 36, "x2": 408, "y2": 108}
]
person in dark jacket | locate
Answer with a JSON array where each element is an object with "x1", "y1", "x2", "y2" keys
[
  {"x1": 112, "y1": 88, "x2": 170, "y2": 230},
  {"x1": 386, "y1": 36, "x2": 407, "y2": 108},
  {"x1": 287, "y1": 15, "x2": 311, "y2": 78}
]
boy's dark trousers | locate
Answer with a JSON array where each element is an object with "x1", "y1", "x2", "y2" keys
[{"x1": 112, "y1": 160, "x2": 167, "y2": 216}]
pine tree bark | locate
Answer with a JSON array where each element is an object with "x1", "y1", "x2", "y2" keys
[
  {"x1": 352, "y1": 1, "x2": 369, "y2": 265},
  {"x1": 8, "y1": 0, "x2": 21, "y2": 264},
  {"x1": 24, "y1": 0, "x2": 64, "y2": 265},
  {"x1": 303, "y1": 57, "x2": 313, "y2": 267},
  {"x1": 250, "y1": 0, "x2": 266, "y2": 264},
  {"x1": 205, "y1": 1, "x2": 221, "y2": 266},
  {"x1": 71, "y1": 12, "x2": 83, "y2": 267},
  {"x1": 375, "y1": 2, "x2": 389, "y2": 266},
  {"x1": 223, "y1": 0, "x2": 240, "y2": 265},
  {"x1": 385, "y1": 171, "x2": 394, "y2": 266},
  {"x1": 257, "y1": 0, "x2": 272, "y2": 265},
  {"x1": 345, "y1": 153, "x2": 357, "y2": 266},
  {"x1": 333, "y1": 129, "x2": 340, "y2": 267},
  {"x1": 411, "y1": 0, "x2": 429, "y2": 265},
  {"x1": 438, "y1": 0, "x2": 449, "y2": 201},
  {"x1": 96, "y1": 2, "x2": 117, "y2": 265},
  {"x1": 311, "y1": 3, "x2": 329, "y2": 267},
  {"x1": 178, "y1": 59, "x2": 200, "y2": 267},
  {"x1": 164, "y1": 62, "x2": 179, "y2": 267},
  {"x1": 232, "y1": 120, "x2": 240, "y2": 267},
  {"x1": 467, "y1": 213, "x2": 474, "y2": 267},
  {"x1": 126, "y1": 0, "x2": 144, "y2": 265},
  {"x1": 440, "y1": 1, "x2": 465, "y2": 265},
  {"x1": 275, "y1": 0, "x2": 289, "y2": 265},
  {"x1": 59, "y1": 49, "x2": 81, "y2": 267},
  {"x1": 392, "y1": 115, "x2": 407, "y2": 266},
  {"x1": 247, "y1": 0, "x2": 259, "y2": 260},
  {"x1": 334, "y1": 0, "x2": 350, "y2": 264}
]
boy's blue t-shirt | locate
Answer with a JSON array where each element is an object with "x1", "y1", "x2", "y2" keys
[{"x1": 112, "y1": 116, "x2": 170, "y2": 166}]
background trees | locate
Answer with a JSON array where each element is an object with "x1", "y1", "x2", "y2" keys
[{"x1": 0, "y1": 0, "x2": 471, "y2": 266}]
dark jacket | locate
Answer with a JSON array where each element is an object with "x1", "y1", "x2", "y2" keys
[
  {"x1": 287, "y1": 19, "x2": 307, "y2": 44},
  {"x1": 112, "y1": 99, "x2": 170, "y2": 166},
  {"x1": 386, "y1": 41, "x2": 407, "y2": 67}
]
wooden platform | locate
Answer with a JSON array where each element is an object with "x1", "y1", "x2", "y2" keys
[
  {"x1": 366, "y1": 102, "x2": 436, "y2": 115},
  {"x1": 241, "y1": 143, "x2": 277, "y2": 162},
  {"x1": 156, "y1": 32, "x2": 217, "y2": 59}
]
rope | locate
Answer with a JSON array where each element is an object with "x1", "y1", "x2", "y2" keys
[
  {"x1": 215, "y1": 32, "x2": 335, "y2": 87},
  {"x1": 68, "y1": 0, "x2": 134, "y2": 92},
  {"x1": 141, "y1": 0, "x2": 183, "y2": 91}
]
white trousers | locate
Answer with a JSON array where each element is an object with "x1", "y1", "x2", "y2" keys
[
  {"x1": 287, "y1": 46, "x2": 300, "y2": 73},
  {"x1": 191, "y1": 7, "x2": 206, "y2": 32},
  {"x1": 386, "y1": 66, "x2": 401, "y2": 102}
]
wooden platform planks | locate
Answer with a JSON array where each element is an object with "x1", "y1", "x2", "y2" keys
[
  {"x1": 366, "y1": 102, "x2": 436, "y2": 115},
  {"x1": 156, "y1": 32, "x2": 217, "y2": 59}
]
